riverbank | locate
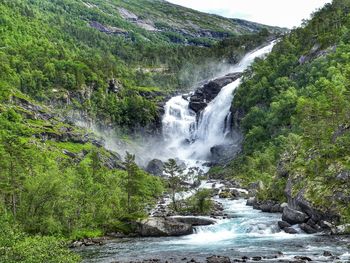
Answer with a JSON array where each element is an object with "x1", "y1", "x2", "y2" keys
[{"x1": 75, "y1": 197, "x2": 350, "y2": 263}]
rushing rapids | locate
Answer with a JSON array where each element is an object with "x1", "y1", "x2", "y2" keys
[{"x1": 78, "y1": 197, "x2": 350, "y2": 262}]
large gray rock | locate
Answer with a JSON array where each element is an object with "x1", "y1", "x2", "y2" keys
[
  {"x1": 282, "y1": 207, "x2": 308, "y2": 225},
  {"x1": 146, "y1": 159, "x2": 164, "y2": 176},
  {"x1": 300, "y1": 223, "x2": 317, "y2": 234},
  {"x1": 137, "y1": 217, "x2": 193, "y2": 237},
  {"x1": 278, "y1": 221, "x2": 291, "y2": 229},
  {"x1": 284, "y1": 178, "x2": 340, "y2": 228},
  {"x1": 189, "y1": 73, "x2": 242, "y2": 114},
  {"x1": 171, "y1": 216, "x2": 215, "y2": 226},
  {"x1": 284, "y1": 227, "x2": 298, "y2": 234},
  {"x1": 210, "y1": 143, "x2": 242, "y2": 164}
]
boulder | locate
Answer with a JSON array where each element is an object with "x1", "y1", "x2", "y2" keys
[
  {"x1": 210, "y1": 143, "x2": 242, "y2": 164},
  {"x1": 282, "y1": 207, "x2": 308, "y2": 225},
  {"x1": 300, "y1": 223, "x2": 317, "y2": 234},
  {"x1": 171, "y1": 216, "x2": 215, "y2": 226},
  {"x1": 278, "y1": 221, "x2": 291, "y2": 229},
  {"x1": 270, "y1": 204, "x2": 282, "y2": 213},
  {"x1": 146, "y1": 159, "x2": 164, "y2": 176},
  {"x1": 294, "y1": 256, "x2": 312, "y2": 261},
  {"x1": 246, "y1": 197, "x2": 256, "y2": 206},
  {"x1": 284, "y1": 227, "x2": 298, "y2": 234},
  {"x1": 137, "y1": 217, "x2": 193, "y2": 237},
  {"x1": 206, "y1": 255, "x2": 231, "y2": 263}
]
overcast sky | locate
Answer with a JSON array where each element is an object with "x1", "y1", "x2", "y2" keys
[{"x1": 166, "y1": 0, "x2": 332, "y2": 28}]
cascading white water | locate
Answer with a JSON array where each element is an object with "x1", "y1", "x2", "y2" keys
[{"x1": 162, "y1": 42, "x2": 276, "y2": 163}]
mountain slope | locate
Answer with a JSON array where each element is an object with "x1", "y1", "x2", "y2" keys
[
  {"x1": 213, "y1": 0, "x2": 350, "y2": 231},
  {"x1": 0, "y1": 0, "x2": 282, "y2": 132}
]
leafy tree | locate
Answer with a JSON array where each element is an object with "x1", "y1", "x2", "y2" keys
[{"x1": 163, "y1": 159, "x2": 186, "y2": 211}]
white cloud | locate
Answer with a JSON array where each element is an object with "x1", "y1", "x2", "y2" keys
[{"x1": 166, "y1": 0, "x2": 332, "y2": 28}]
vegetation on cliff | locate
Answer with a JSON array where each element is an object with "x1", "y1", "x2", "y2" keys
[{"x1": 215, "y1": 0, "x2": 350, "y2": 225}]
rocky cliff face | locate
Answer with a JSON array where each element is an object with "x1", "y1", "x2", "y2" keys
[{"x1": 189, "y1": 73, "x2": 242, "y2": 114}]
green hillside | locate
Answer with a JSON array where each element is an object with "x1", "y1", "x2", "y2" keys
[
  {"x1": 213, "y1": 0, "x2": 350, "y2": 227},
  {"x1": 0, "y1": 0, "x2": 281, "y2": 131},
  {"x1": 0, "y1": 0, "x2": 282, "y2": 261}
]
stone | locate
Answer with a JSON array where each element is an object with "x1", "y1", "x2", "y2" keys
[
  {"x1": 282, "y1": 207, "x2": 309, "y2": 225},
  {"x1": 284, "y1": 227, "x2": 298, "y2": 234},
  {"x1": 246, "y1": 197, "x2": 256, "y2": 206},
  {"x1": 210, "y1": 143, "x2": 242, "y2": 164},
  {"x1": 294, "y1": 256, "x2": 312, "y2": 261},
  {"x1": 278, "y1": 221, "x2": 291, "y2": 229},
  {"x1": 146, "y1": 159, "x2": 164, "y2": 176},
  {"x1": 323, "y1": 251, "x2": 333, "y2": 257},
  {"x1": 137, "y1": 217, "x2": 193, "y2": 237},
  {"x1": 270, "y1": 204, "x2": 282, "y2": 213},
  {"x1": 300, "y1": 223, "x2": 317, "y2": 234},
  {"x1": 171, "y1": 216, "x2": 216, "y2": 226},
  {"x1": 260, "y1": 203, "x2": 273, "y2": 213},
  {"x1": 206, "y1": 255, "x2": 231, "y2": 263}
]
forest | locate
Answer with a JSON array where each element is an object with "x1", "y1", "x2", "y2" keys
[
  {"x1": 214, "y1": 0, "x2": 350, "y2": 225},
  {"x1": 0, "y1": 0, "x2": 277, "y2": 261}
]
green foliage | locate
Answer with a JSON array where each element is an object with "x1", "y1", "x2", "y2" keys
[
  {"x1": 163, "y1": 159, "x2": 187, "y2": 211},
  {"x1": 183, "y1": 189, "x2": 214, "y2": 215},
  {"x1": 0, "y1": 0, "x2": 276, "y2": 130},
  {"x1": 219, "y1": 0, "x2": 350, "y2": 220},
  {"x1": 0, "y1": 215, "x2": 80, "y2": 263}
]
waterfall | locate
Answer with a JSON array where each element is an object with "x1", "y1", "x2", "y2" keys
[{"x1": 161, "y1": 42, "x2": 275, "y2": 165}]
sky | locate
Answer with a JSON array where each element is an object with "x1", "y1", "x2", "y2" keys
[{"x1": 166, "y1": 0, "x2": 332, "y2": 28}]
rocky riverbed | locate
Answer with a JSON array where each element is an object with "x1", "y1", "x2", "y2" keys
[{"x1": 75, "y1": 196, "x2": 350, "y2": 263}]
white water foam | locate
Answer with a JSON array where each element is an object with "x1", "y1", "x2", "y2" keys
[{"x1": 161, "y1": 42, "x2": 275, "y2": 166}]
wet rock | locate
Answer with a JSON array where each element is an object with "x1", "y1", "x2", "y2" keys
[
  {"x1": 294, "y1": 256, "x2": 312, "y2": 261},
  {"x1": 284, "y1": 227, "x2": 298, "y2": 234},
  {"x1": 206, "y1": 255, "x2": 231, "y2": 263},
  {"x1": 282, "y1": 207, "x2": 308, "y2": 225},
  {"x1": 171, "y1": 216, "x2": 215, "y2": 226},
  {"x1": 260, "y1": 202, "x2": 273, "y2": 212},
  {"x1": 251, "y1": 256, "x2": 262, "y2": 261},
  {"x1": 246, "y1": 197, "x2": 256, "y2": 206},
  {"x1": 323, "y1": 251, "x2": 333, "y2": 257},
  {"x1": 278, "y1": 220, "x2": 291, "y2": 229},
  {"x1": 137, "y1": 217, "x2": 193, "y2": 237},
  {"x1": 300, "y1": 223, "x2": 317, "y2": 234},
  {"x1": 189, "y1": 73, "x2": 242, "y2": 114},
  {"x1": 146, "y1": 159, "x2": 164, "y2": 176}
]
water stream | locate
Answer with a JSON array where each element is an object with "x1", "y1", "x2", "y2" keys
[
  {"x1": 78, "y1": 198, "x2": 350, "y2": 262},
  {"x1": 78, "y1": 42, "x2": 350, "y2": 262}
]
